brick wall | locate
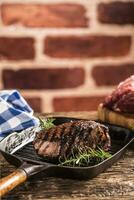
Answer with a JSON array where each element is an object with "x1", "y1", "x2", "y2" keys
[{"x1": 0, "y1": 0, "x2": 134, "y2": 113}]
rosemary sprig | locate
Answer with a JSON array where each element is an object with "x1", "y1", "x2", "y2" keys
[
  {"x1": 38, "y1": 117, "x2": 55, "y2": 130},
  {"x1": 59, "y1": 147, "x2": 112, "y2": 167}
]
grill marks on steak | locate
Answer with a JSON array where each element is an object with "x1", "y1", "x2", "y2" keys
[{"x1": 33, "y1": 120, "x2": 111, "y2": 160}]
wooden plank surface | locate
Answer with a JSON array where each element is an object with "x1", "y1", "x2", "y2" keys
[{"x1": 0, "y1": 112, "x2": 134, "y2": 200}]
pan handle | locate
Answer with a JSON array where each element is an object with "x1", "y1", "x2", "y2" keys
[
  {"x1": 0, "y1": 162, "x2": 50, "y2": 197},
  {"x1": 0, "y1": 168, "x2": 27, "y2": 197}
]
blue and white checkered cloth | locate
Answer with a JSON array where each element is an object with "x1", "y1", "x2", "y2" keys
[{"x1": 0, "y1": 90, "x2": 39, "y2": 140}]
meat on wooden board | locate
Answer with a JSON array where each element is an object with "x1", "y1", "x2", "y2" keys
[{"x1": 103, "y1": 75, "x2": 134, "y2": 113}]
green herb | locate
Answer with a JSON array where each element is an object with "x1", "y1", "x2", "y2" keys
[
  {"x1": 59, "y1": 147, "x2": 112, "y2": 167},
  {"x1": 38, "y1": 117, "x2": 55, "y2": 130}
]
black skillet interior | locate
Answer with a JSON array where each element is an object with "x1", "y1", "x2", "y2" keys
[{"x1": 2, "y1": 117, "x2": 134, "y2": 180}]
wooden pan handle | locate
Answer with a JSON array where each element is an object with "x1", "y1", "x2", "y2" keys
[{"x1": 0, "y1": 169, "x2": 27, "y2": 197}]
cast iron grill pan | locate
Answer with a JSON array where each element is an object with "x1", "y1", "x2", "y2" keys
[{"x1": 14, "y1": 118, "x2": 132, "y2": 164}]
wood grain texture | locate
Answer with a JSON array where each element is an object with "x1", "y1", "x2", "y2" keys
[
  {"x1": 0, "y1": 169, "x2": 27, "y2": 197},
  {"x1": 0, "y1": 112, "x2": 134, "y2": 200},
  {"x1": 98, "y1": 104, "x2": 134, "y2": 131}
]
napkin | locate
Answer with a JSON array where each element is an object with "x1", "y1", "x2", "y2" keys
[{"x1": 0, "y1": 90, "x2": 39, "y2": 140}]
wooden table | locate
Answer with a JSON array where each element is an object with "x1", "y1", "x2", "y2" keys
[{"x1": 0, "y1": 112, "x2": 134, "y2": 200}]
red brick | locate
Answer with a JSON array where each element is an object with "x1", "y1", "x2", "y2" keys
[
  {"x1": 1, "y1": 3, "x2": 88, "y2": 28},
  {"x1": 25, "y1": 97, "x2": 42, "y2": 112},
  {"x1": 0, "y1": 37, "x2": 35, "y2": 60},
  {"x1": 44, "y1": 35, "x2": 131, "y2": 58},
  {"x1": 2, "y1": 67, "x2": 85, "y2": 89},
  {"x1": 98, "y1": 2, "x2": 134, "y2": 25},
  {"x1": 92, "y1": 63, "x2": 134, "y2": 86},
  {"x1": 53, "y1": 96, "x2": 106, "y2": 112}
]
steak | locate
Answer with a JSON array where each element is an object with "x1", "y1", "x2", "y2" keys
[
  {"x1": 103, "y1": 75, "x2": 134, "y2": 113},
  {"x1": 33, "y1": 120, "x2": 111, "y2": 160}
]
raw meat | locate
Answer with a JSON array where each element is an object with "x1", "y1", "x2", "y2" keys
[{"x1": 103, "y1": 75, "x2": 134, "y2": 113}]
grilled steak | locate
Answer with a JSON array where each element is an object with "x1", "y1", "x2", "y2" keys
[{"x1": 33, "y1": 120, "x2": 111, "y2": 160}]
